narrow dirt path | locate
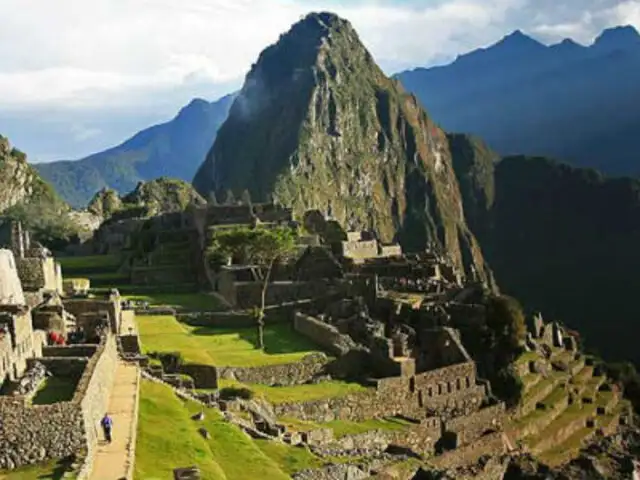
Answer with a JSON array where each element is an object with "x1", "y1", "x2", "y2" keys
[{"x1": 90, "y1": 360, "x2": 140, "y2": 480}]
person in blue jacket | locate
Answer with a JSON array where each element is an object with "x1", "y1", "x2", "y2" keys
[{"x1": 101, "y1": 413, "x2": 113, "y2": 443}]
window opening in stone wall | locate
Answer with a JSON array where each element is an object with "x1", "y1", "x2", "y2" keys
[{"x1": 409, "y1": 377, "x2": 415, "y2": 393}]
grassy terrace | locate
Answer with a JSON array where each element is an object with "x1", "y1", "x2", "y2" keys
[
  {"x1": 538, "y1": 426, "x2": 594, "y2": 467},
  {"x1": 216, "y1": 378, "x2": 369, "y2": 404},
  {"x1": 31, "y1": 377, "x2": 78, "y2": 405},
  {"x1": 137, "y1": 315, "x2": 323, "y2": 367},
  {"x1": 0, "y1": 458, "x2": 74, "y2": 479},
  {"x1": 136, "y1": 379, "x2": 291, "y2": 479}
]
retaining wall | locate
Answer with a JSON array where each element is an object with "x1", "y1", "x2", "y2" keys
[
  {"x1": 217, "y1": 353, "x2": 329, "y2": 386},
  {"x1": 293, "y1": 313, "x2": 356, "y2": 356},
  {"x1": 0, "y1": 335, "x2": 117, "y2": 471}
]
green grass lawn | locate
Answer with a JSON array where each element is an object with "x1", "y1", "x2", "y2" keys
[
  {"x1": 125, "y1": 292, "x2": 225, "y2": 312},
  {"x1": 254, "y1": 440, "x2": 324, "y2": 475},
  {"x1": 217, "y1": 378, "x2": 370, "y2": 404},
  {"x1": 515, "y1": 351, "x2": 540, "y2": 366},
  {"x1": 0, "y1": 458, "x2": 74, "y2": 479},
  {"x1": 137, "y1": 315, "x2": 324, "y2": 367},
  {"x1": 135, "y1": 380, "x2": 289, "y2": 480},
  {"x1": 32, "y1": 376, "x2": 78, "y2": 405},
  {"x1": 58, "y1": 254, "x2": 122, "y2": 271}
]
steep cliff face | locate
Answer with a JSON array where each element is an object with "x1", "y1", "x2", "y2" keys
[
  {"x1": 451, "y1": 145, "x2": 640, "y2": 365},
  {"x1": 0, "y1": 135, "x2": 64, "y2": 213},
  {"x1": 194, "y1": 12, "x2": 488, "y2": 280}
]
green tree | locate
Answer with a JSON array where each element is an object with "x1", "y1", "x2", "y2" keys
[
  {"x1": 209, "y1": 226, "x2": 297, "y2": 349},
  {"x1": 485, "y1": 294, "x2": 527, "y2": 357}
]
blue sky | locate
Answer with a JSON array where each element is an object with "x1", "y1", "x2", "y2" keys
[{"x1": 0, "y1": 0, "x2": 638, "y2": 162}]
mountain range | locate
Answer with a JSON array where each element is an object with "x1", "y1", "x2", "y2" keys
[
  {"x1": 398, "y1": 25, "x2": 640, "y2": 176},
  {"x1": 34, "y1": 95, "x2": 234, "y2": 207},
  {"x1": 17, "y1": 13, "x2": 640, "y2": 367},
  {"x1": 191, "y1": 13, "x2": 640, "y2": 367},
  {"x1": 35, "y1": 24, "x2": 640, "y2": 209}
]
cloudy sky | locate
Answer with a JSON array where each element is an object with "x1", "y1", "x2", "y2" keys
[{"x1": 1, "y1": 0, "x2": 639, "y2": 162}]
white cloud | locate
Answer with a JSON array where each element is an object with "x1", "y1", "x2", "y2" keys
[{"x1": 1, "y1": 0, "x2": 639, "y2": 160}]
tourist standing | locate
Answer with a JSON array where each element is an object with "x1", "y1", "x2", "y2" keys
[{"x1": 101, "y1": 413, "x2": 113, "y2": 443}]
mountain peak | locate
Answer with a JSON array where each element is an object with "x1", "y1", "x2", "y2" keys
[
  {"x1": 193, "y1": 13, "x2": 490, "y2": 281},
  {"x1": 593, "y1": 25, "x2": 640, "y2": 49},
  {"x1": 495, "y1": 29, "x2": 544, "y2": 49}
]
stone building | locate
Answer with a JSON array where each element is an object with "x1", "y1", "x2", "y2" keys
[
  {"x1": 0, "y1": 249, "x2": 44, "y2": 387},
  {"x1": 339, "y1": 231, "x2": 402, "y2": 263}
]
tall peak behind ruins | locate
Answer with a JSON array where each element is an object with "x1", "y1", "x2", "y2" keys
[{"x1": 193, "y1": 12, "x2": 491, "y2": 284}]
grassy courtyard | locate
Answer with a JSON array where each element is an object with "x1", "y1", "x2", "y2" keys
[
  {"x1": 217, "y1": 378, "x2": 370, "y2": 404},
  {"x1": 135, "y1": 380, "x2": 291, "y2": 479},
  {"x1": 31, "y1": 376, "x2": 78, "y2": 405},
  {"x1": 137, "y1": 315, "x2": 324, "y2": 367},
  {"x1": 0, "y1": 458, "x2": 74, "y2": 479}
]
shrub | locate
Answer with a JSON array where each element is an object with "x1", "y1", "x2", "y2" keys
[
  {"x1": 149, "y1": 351, "x2": 184, "y2": 373},
  {"x1": 219, "y1": 386, "x2": 254, "y2": 400}
]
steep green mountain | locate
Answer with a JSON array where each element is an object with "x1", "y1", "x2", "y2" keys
[
  {"x1": 0, "y1": 134, "x2": 87, "y2": 248},
  {"x1": 193, "y1": 12, "x2": 489, "y2": 281},
  {"x1": 0, "y1": 135, "x2": 65, "y2": 213},
  {"x1": 450, "y1": 135, "x2": 640, "y2": 366},
  {"x1": 398, "y1": 26, "x2": 640, "y2": 177},
  {"x1": 88, "y1": 177, "x2": 206, "y2": 220},
  {"x1": 36, "y1": 95, "x2": 235, "y2": 208}
]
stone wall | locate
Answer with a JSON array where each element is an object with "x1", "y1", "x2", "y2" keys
[
  {"x1": 0, "y1": 398, "x2": 85, "y2": 470},
  {"x1": 386, "y1": 418, "x2": 442, "y2": 455},
  {"x1": 340, "y1": 239, "x2": 379, "y2": 261},
  {"x1": 293, "y1": 313, "x2": 356, "y2": 356},
  {"x1": 15, "y1": 257, "x2": 58, "y2": 292},
  {"x1": 233, "y1": 280, "x2": 335, "y2": 310},
  {"x1": 34, "y1": 357, "x2": 88, "y2": 377},
  {"x1": 217, "y1": 353, "x2": 329, "y2": 386},
  {"x1": 0, "y1": 335, "x2": 117, "y2": 471},
  {"x1": 1, "y1": 308, "x2": 39, "y2": 381},
  {"x1": 78, "y1": 334, "x2": 118, "y2": 463},
  {"x1": 178, "y1": 364, "x2": 218, "y2": 389},
  {"x1": 445, "y1": 402, "x2": 505, "y2": 446},
  {"x1": 0, "y1": 249, "x2": 25, "y2": 304},
  {"x1": 42, "y1": 345, "x2": 99, "y2": 357},
  {"x1": 0, "y1": 333, "x2": 13, "y2": 386},
  {"x1": 433, "y1": 432, "x2": 507, "y2": 470},
  {"x1": 64, "y1": 297, "x2": 121, "y2": 333}
]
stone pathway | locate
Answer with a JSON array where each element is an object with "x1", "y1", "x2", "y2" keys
[{"x1": 90, "y1": 360, "x2": 140, "y2": 480}]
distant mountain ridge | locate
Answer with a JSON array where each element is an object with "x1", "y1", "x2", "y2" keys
[
  {"x1": 397, "y1": 25, "x2": 640, "y2": 176},
  {"x1": 35, "y1": 94, "x2": 235, "y2": 208}
]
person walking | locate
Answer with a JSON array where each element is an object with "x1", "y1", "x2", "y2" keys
[{"x1": 100, "y1": 413, "x2": 113, "y2": 443}]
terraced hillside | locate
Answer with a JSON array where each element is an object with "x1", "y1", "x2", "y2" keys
[{"x1": 507, "y1": 347, "x2": 633, "y2": 466}]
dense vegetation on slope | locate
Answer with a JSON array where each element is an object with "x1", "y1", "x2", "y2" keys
[
  {"x1": 88, "y1": 177, "x2": 206, "y2": 220},
  {"x1": 450, "y1": 140, "x2": 640, "y2": 368},
  {"x1": 36, "y1": 95, "x2": 234, "y2": 208},
  {"x1": 0, "y1": 135, "x2": 85, "y2": 248},
  {"x1": 399, "y1": 26, "x2": 640, "y2": 176},
  {"x1": 194, "y1": 12, "x2": 489, "y2": 282}
]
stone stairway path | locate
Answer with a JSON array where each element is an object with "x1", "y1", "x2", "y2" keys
[{"x1": 90, "y1": 361, "x2": 140, "y2": 480}]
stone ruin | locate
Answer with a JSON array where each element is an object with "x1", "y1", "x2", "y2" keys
[{"x1": 0, "y1": 224, "x2": 125, "y2": 473}]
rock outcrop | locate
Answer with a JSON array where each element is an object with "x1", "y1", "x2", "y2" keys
[
  {"x1": 0, "y1": 135, "x2": 63, "y2": 214},
  {"x1": 193, "y1": 12, "x2": 489, "y2": 282}
]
